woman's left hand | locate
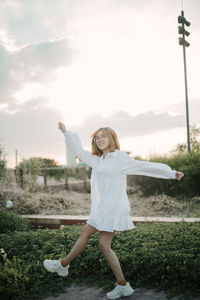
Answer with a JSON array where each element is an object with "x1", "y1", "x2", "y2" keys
[{"x1": 176, "y1": 171, "x2": 184, "y2": 181}]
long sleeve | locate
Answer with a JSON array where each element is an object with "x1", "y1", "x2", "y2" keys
[
  {"x1": 120, "y1": 152, "x2": 176, "y2": 179},
  {"x1": 64, "y1": 131, "x2": 97, "y2": 168}
]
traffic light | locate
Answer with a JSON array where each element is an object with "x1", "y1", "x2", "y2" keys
[{"x1": 178, "y1": 11, "x2": 191, "y2": 47}]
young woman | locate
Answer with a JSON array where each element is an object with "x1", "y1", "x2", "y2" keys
[{"x1": 43, "y1": 122, "x2": 184, "y2": 300}]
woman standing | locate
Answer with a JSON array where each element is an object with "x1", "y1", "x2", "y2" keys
[{"x1": 43, "y1": 122, "x2": 184, "y2": 300}]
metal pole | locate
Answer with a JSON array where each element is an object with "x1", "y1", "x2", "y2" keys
[{"x1": 181, "y1": 10, "x2": 191, "y2": 152}]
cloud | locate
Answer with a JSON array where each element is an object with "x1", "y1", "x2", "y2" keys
[
  {"x1": 0, "y1": 0, "x2": 69, "y2": 44},
  {"x1": 0, "y1": 44, "x2": 19, "y2": 101},
  {"x1": 0, "y1": 37, "x2": 75, "y2": 110},
  {"x1": 0, "y1": 0, "x2": 77, "y2": 112},
  {"x1": 162, "y1": 99, "x2": 200, "y2": 125},
  {"x1": 71, "y1": 110, "x2": 185, "y2": 145},
  {"x1": 17, "y1": 39, "x2": 73, "y2": 72},
  {"x1": 0, "y1": 102, "x2": 64, "y2": 158}
]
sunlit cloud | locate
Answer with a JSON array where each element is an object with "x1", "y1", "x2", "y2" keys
[
  {"x1": 0, "y1": 29, "x2": 20, "y2": 52},
  {"x1": 14, "y1": 83, "x2": 47, "y2": 105}
]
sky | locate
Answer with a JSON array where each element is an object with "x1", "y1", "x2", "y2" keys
[{"x1": 0, "y1": 0, "x2": 200, "y2": 168}]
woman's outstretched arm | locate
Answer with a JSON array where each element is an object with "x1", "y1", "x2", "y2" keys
[
  {"x1": 58, "y1": 121, "x2": 97, "y2": 168},
  {"x1": 120, "y1": 151, "x2": 184, "y2": 180}
]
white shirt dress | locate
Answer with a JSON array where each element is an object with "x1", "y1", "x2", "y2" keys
[{"x1": 64, "y1": 131, "x2": 177, "y2": 232}]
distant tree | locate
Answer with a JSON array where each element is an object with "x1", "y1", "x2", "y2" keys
[
  {"x1": 37, "y1": 158, "x2": 60, "y2": 168},
  {"x1": 0, "y1": 140, "x2": 6, "y2": 160},
  {"x1": 173, "y1": 124, "x2": 200, "y2": 153},
  {"x1": 15, "y1": 157, "x2": 63, "y2": 188},
  {"x1": 38, "y1": 157, "x2": 64, "y2": 180},
  {"x1": 0, "y1": 140, "x2": 6, "y2": 181},
  {"x1": 15, "y1": 157, "x2": 42, "y2": 188}
]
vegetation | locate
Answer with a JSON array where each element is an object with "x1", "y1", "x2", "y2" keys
[
  {"x1": 132, "y1": 151, "x2": 200, "y2": 197},
  {"x1": 14, "y1": 156, "x2": 90, "y2": 192},
  {"x1": 15, "y1": 157, "x2": 64, "y2": 190},
  {"x1": 0, "y1": 141, "x2": 6, "y2": 181},
  {"x1": 15, "y1": 157, "x2": 42, "y2": 189},
  {"x1": 131, "y1": 124, "x2": 200, "y2": 197},
  {"x1": 39, "y1": 158, "x2": 65, "y2": 180},
  {"x1": 173, "y1": 124, "x2": 200, "y2": 153},
  {"x1": 0, "y1": 208, "x2": 31, "y2": 234},
  {"x1": 0, "y1": 219, "x2": 200, "y2": 300}
]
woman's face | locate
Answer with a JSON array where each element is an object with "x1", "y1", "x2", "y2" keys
[{"x1": 94, "y1": 130, "x2": 110, "y2": 151}]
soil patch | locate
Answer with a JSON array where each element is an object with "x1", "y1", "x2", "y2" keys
[{"x1": 1, "y1": 185, "x2": 199, "y2": 217}]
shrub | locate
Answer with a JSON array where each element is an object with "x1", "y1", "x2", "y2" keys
[
  {"x1": 0, "y1": 249, "x2": 32, "y2": 299},
  {"x1": 0, "y1": 142, "x2": 6, "y2": 182},
  {"x1": 0, "y1": 160, "x2": 6, "y2": 182},
  {"x1": 0, "y1": 209, "x2": 31, "y2": 234},
  {"x1": 132, "y1": 151, "x2": 200, "y2": 197},
  {"x1": 0, "y1": 223, "x2": 200, "y2": 299},
  {"x1": 15, "y1": 158, "x2": 42, "y2": 191},
  {"x1": 39, "y1": 158, "x2": 65, "y2": 181}
]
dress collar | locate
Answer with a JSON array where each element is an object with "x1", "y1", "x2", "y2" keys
[{"x1": 101, "y1": 149, "x2": 119, "y2": 159}]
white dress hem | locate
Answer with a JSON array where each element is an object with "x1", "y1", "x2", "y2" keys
[{"x1": 87, "y1": 219, "x2": 135, "y2": 233}]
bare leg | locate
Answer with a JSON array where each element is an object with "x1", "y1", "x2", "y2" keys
[
  {"x1": 98, "y1": 231, "x2": 125, "y2": 282},
  {"x1": 61, "y1": 224, "x2": 98, "y2": 267}
]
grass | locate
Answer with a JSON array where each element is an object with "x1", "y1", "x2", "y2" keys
[{"x1": 179, "y1": 197, "x2": 200, "y2": 217}]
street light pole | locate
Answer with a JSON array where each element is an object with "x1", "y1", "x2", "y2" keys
[{"x1": 178, "y1": 10, "x2": 191, "y2": 152}]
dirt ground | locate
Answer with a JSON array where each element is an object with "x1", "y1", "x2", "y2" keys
[
  {"x1": 1, "y1": 182, "x2": 200, "y2": 217},
  {"x1": 1, "y1": 172, "x2": 200, "y2": 217},
  {"x1": 27, "y1": 191, "x2": 200, "y2": 217}
]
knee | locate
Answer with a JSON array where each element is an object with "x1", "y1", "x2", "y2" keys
[
  {"x1": 98, "y1": 241, "x2": 111, "y2": 254},
  {"x1": 80, "y1": 226, "x2": 91, "y2": 240}
]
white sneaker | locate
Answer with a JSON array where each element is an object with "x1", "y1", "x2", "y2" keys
[
  {"x1": 106, "y1": 282, "x2": 134, "y2": 299},
  {"x1": 43, "y1": 259, "x2": 69, "y2": 277}
]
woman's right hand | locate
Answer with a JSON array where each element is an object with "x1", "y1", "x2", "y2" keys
[
  {"x1": 176, "y1": 171, "x2": 184, "y2": 181},
  {"x1": 58, "y1": 121, "x2": 67, "y2": 133}
]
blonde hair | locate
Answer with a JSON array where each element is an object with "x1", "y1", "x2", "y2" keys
[{"x1": 91, "y1": 127, "x2": 120, "y2": 156}]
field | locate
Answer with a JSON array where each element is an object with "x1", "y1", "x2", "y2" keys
[{"x1": 1, "y1": 176, "x2": 200, "y2": 217}]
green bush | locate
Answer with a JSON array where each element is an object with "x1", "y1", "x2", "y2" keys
[
  {"x1": 15, "y1": 157, "x2": 42, "y2": 190},
  {"x1": 0, "y1": 209, "x2": 31, "y2": 234},
  {"x1": 0, "y1": 223, "x2": 200, "y2": 299},
  {"x1": 39, "y1": 158, "x2": 65, "y2": 180},
  {"x1": 0, "y1": 160, "x2": 6, "y2": 182},
  {"x1": 133, "y1": 151, "x2": 200, "y2": 197},
  {"x1": 0, "y1": 142, "x2": 6, "y2": 181}
]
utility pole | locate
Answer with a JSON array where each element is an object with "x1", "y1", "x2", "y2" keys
[{"x1": 178, "y1": 10, "x2": 191, "y2": 152}]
